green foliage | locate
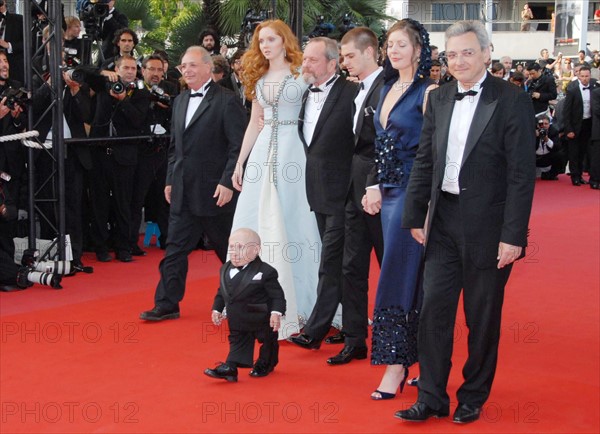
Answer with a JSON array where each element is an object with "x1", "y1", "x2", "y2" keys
[{"x1": 165, "y1": 4, "x2": 207, "y2": 63}]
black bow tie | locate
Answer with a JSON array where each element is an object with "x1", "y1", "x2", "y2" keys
[
  {"x1": 582, "y1": 86, "x2": 590, "y2": 91},
  {"x1": 455, "y1": 89, "x2": 478, "y2": 101},
  {"x1": 0, "y1": 13, "x2": 5, "y2": 20},
  {"x1": 308, "y1": 86, "x2": 322, "y2": 93},
  {"x1": 189, "y1": 92, "x2": 204, "y2": 98}
]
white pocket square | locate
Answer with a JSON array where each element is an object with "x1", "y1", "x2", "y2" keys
[{"x1": 252, "y1": 272, "x2": 263, "y2": 280}]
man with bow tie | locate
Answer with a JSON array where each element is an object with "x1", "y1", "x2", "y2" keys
[
  {"x1": 0, "y1": 0, "x2": 23, "y2": 84},
  {"x1": 140, "y1": 46, "x2": 246, "y2": 322},
  {"x1": 399, "y1": 21, "x2": 535, "y2": 424},
  {"x1": 205, "y1": 228, "x2": 286, "y2": 382}
]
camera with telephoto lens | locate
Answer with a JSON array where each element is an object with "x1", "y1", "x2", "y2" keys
[
  {"x1": 0, "y1": 87, "x2": 30, "y2": 111},
  {"x1": 64, "y1": 47, "x2": 80, "y2": 68},
  {"x1": 150, "y1": 85, "x2": 171, "y2": 106},
  {"x1": 537, "y1": 121, "x2": 547, "y2": 138}
]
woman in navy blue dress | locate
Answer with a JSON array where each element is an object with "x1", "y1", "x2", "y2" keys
[{"x1": 363, "y1": 19, "x2": 435, "y2": 400}]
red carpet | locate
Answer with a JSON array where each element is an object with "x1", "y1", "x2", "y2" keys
[{"x1": 1, "y1": 177, "x2": 599, "y2": 433}]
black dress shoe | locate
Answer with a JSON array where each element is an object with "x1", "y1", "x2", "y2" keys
[
  {"x1": 288, "y1": 333, "x2": 321, "y2": 350},
  {"x1": 96, "y1": 251, "x2": 112, "y2": 262},
  {"x1": 249, "y1": 363, "x2": 273, "y2": 378},
  {"x1": 116, "y1": 251, "x2": 133, "y2": 262},
  {"x1": 590, "y1": 182, "x2": 600, "y2": 190},
  {"x1": 453, "y1": 403, "x2": 481, "y2": 424},
  {"x1": 204, "y1": 363, "x2": 238, "y2": 382},
  {"x1": 131, "y1": 245, "x2": 147, "y2": 256},
  {"x1": 139, "y1": 305, "x2": 180, "y2": 321},
  {"x1": 394, "y1": 402, "x2": 449, "y2": 422},
  {"x1": 572, "y1": 178, "x2": 582, "y2": 186},
  {"x1": 324, "y1": 331, "x2": 346, "y2": 344},
  {"x1": 581, "y1": 178, "x2": 589, "y2": 185},
  {"x1": 327, "y1": 345, "x2": 367, "y2": 365}
]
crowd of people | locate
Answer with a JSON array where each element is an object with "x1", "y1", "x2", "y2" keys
[{"x1": 1, "y1": 0, "x2": 600, "y2": 425}]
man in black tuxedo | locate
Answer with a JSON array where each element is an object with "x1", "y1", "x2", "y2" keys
[
  {"x1": 89, "y1": 55, "x2": 150, "y2": 263},
  {"x1": 326, "y1": 27, "x2": 384, "y2": 365},
  {"x1": 33, "y1": 67, "x2": 93, "y2": 273},
  {"x1": 288, "y1": 37, "x2": 356, "y2": 350},
  {"x1": 563, "y1": 65, "x2": 598, "y2": 187},
  {"x1": 139, "y1": 46, "x2": 246, "y2": 322},
  {"x1": 100, "y1": 0, "x2": 129, "y2": 62},
  {"x1": 0, "y1": 1, "x2": 24, "y2": 84},
  {"x1": 205, "y1": 229, "x2": 286, "y2": 382},
  {"x1": 398, "y1": 21, "x2": 535, "y2": 424},
  {"x1": 591, "y1": 87, "x2": 600, "y2": 189}
]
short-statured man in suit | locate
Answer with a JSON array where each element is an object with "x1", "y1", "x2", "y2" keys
[
  {"x1": 591, "y1": 86, "x2": 600, "y2": 189},
  {"x1": 0, "y1": 1, "x2": 24, "y2": 84},
  {"x1": 288, "y1": 37, "x2": 356, "y2": 350},
  {"x1": 326, "y1": 27, "x2": 384, "y2": 365},
  {"x1": 140, "y1": 46, "x2": 246, "y2": 322},
  {"x1": 205, "y1": 229, "x2": 286, "y2": 382},
  {"x1": 564, "y1": 65, "x2": 599, "y2": 186},
  {"x1": 398, "y1": 21, "x2": 536, "y2": 424},
  {"x1": 89, "y1": 55, "x2": 150, "y2": 263}
]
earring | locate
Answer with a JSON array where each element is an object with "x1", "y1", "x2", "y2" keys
[{"x1": 283, "y1": 48, "x2": 287, "y2": 58}]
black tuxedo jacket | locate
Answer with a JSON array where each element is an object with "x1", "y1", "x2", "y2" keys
[
  {"x1": 218, "y1": 73, "x2": 251, "y2": 117},
  {"x1": 213, "y1": 258, "x2": 286, "y2": 331},
  {"x1": 90, "y1": 86, "x2": 151, "y2": 166},
  {"x1": 166, "y1": 81, "x2": 245, "y2": 217},
  {"x1": 33, "y1": 82, "x2": 93, "y2": 170},
  {"x1": 349, "y1": 71, "x2": 384, "y2": 205},
  {"x1": 527, "y1": 73, "x2": 556, "y2": 114},
  {"x1": 299, "y1": 77, "x2": 357, "y2": 215},
  {"x1": 563, "y1": 79, "x2": 599, "y2": 136},
  {"x1": 3, "y1": 12, "x2": 24, "y2": 83},
  {"x1": 592, "y1": 87, "x2": 600, "y2": 141},
  {"x1": 403, "y1": 74, "x2": 536, "y2": 268}
]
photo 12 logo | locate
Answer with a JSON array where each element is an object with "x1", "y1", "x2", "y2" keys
[
  {"x1": 1, "y1": 401, "x2": 139, "y2": 424},
  {"x1": 1, "y1": 321, "x2": 140, "y2": 344}
]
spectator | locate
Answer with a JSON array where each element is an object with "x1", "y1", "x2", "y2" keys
[
  {"x1": 429, "y1": 60, "x2": 442, "y2": 84},
  {"x1": 430, "y1": 45, "x2": 439, "y2": 61},
  {"x1": 521, "y1": 3, "x2": 534, "y2": 31},
  {"x1": 63, "y1": 16, "x2": 82, "y2": 63},
  {"x1": 491, "y1": 62, "x2": 505, "y2": 78},
  {"x1": 0, "y1": 1, "x2": 24, "y2": 84},
  {"x1": 101, "y1": 28, "x2": 140, "y2": 73},
  {"x1": 499, "y1": 56, "x2": 512, "y2": 80},
  {"x1": 211, "y1": 55, "x2": 229, "y2": 82},
  {"x1": 510, "y1": 71, "x2": 525, "y2": 88},
  {"x1": 100, "y1": 0, "x2": 129, "y2": 61}
]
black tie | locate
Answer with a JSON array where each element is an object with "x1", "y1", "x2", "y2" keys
[
  {"x1": 582, "y1": 87, "x2": 590, "y2": 91},
  {"x1": 355, "y1": 82, "x2": 365, "y2": 96},
  {"x1": 190, "y1": 92, "x2": 203, "y2": 98},
  {"x1": 308, "y1": 86, "x2": 322, "y2": 93},
  {"x1": 455, "y1": 89, "x2": 478, "y2": 101}
]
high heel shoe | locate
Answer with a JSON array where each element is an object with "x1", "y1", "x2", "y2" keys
[{"x1": 371, "y1": 367, "x2": 409, "y2": 400}]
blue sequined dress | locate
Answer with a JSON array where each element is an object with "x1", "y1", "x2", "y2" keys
[{"x1": 370, "y1": 77, "x2": 430, "y2": 366}]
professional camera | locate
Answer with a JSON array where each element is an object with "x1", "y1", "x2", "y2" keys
[
  {"x1": 537, "y1": 122, "x2": 548, "y2": 138},
  {"x1": 78, "y1": 0, "x2": 110, "y2": 40},
  {"x1": 339, "y1": 13, "x2": 357, "y2": 36},
  {"x1": 309, "y1": 16, "x2": 335, "y2": 38},
  {"x1": 242, "y1": 9, "x2": 268, "y2": 34},
  {"x1": 150, "y1": 85, "x2": 171, "y2": 106},
  {"x1": 64, "y1": 47, "x2": 80, "y2": 68},
  {"x1": 0, "y1": 87, "x2": 29, "y2": 111}
]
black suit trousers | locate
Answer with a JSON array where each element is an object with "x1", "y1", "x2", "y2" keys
[
  {"x1": 303, "y1": 212, "x2": 345, "y2": 341},
  {"x1": 226, "y1": 327, "x2": 279, "y2": 369},
  {"x1": 65, "y1": 152, "x2": 87, "y2": 261},
  {"x1": 417, "y1": 193, "x2": 512, "y2": 412},
  {"x1": 153, "y1": 202, "x2": 232, "y2": 309},
  {"x1": 568, "y1": 119, "x2": 592, "y2": 179},
  {"x1": 89, "y1": 149, "x2": 135, "y2": 254},
  {"x1": 129, "y1": 150, "x2": 168, "y2": 248},
  {"x1": 341, "y1": 196, "x2": 383, "y2": 347}
]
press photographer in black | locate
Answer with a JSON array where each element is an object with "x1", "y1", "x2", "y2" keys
[
  {"x1": 535, "y1": 115, "x2": 562, "y2": 180},
  {"x1": 128, "y1": 54, "x2": 174, "y2": 256},
  {"x1": 88, "y1": 54, "x2": 150, "y2": 262},
  {"x1": 525, "y1": 62, "x2": 557, "y2": 116},
  {"x1": 0, "y1": 49, "x2": 25, "y2": 260}
]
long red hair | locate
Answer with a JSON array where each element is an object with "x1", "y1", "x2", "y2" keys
[{"x1": 240, "y1": 20, "x2": 303, "y2": 100}]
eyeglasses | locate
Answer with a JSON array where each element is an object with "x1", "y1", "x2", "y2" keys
[{"x1": 144, "y1": 67, "x2": 163, "y2": 73}]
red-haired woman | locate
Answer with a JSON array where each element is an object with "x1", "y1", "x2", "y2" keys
[{"x1": 231, "y1": 20, "x2": 322, "y2": 338}]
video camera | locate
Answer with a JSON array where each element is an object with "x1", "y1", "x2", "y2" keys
[
  {"x1": 78, "y1": 0, "x2": 110, "y2": 40},
  {"x1": 0, "y1": 87, "x2": 30, "y2": 111},
  {"x1": 309, "y1": 16, "x2": 335, "y2": 38},
  {"x1": 64, "y1": 48, "x2": 81, "y2": 68},
  {"x1": 339, "y1": 13, "x2": 357, "y2": 36},
  {"x1": 242, "y1": 9, "x2": 268, "y2": 35}
]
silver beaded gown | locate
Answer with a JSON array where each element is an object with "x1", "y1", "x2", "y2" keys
[{"x1": 231, "y1": 74, "x2": 324, "y2": 339}]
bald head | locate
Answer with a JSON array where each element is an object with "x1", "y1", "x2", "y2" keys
[{"x1": 228, "y1": 228, "x2": 261, "y2": 267}]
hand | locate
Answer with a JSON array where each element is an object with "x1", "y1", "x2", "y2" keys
[
  {"x1": 566, "y1": 132, "x2": 575, "y2": 139},
  {"x1": 63, "y1": 72, "x2": 81, "y2": 93},
  {"x1": 411, "y1": 228, "x2": 426, "y2": 245},
  {"x1": 10, "y1": 104, "x2": 23, "y2": 119},
  {"x1": 270, "y1": 313, "x2": 281, "y2": 332},
  {"x1": 531, "y1": 92, "x2": 540, "y2": 99},
  {"x1": 232, "y1": 163, "x2": 244, "y2": 191},
  {"x1": 363, "y1": 188, "x2": 382, "y2": 215},
  {"x1": 213, "y1": 184, "x2": 233, "y2": 207},
  {"x1": 220, "y1": 45, "x2": 228, "y2": 56},
  {"x1": 0, "y1": 97, "x2": 10, "y2": 119},
  {"x1": 164, "y1": 185, "x2": 172, "y2": 204},
  {"x1": 211, "y1": 311, "x2": 223, "y2": 326},
  {"x1": 0, "y1": 39, "x2": 8, "y2": 50},
  {"x1": 100, "y1": 70, "x2": 119, "y2": 82},
  {"x1": 497, "y1": 242, "x2": 523, "y2": 269}
]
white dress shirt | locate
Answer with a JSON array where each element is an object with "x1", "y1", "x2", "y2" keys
[
  {"x1": 185, "y1": 80, "x2": 212, "y2": 128},
  {"x1": 303, "y1": 74, "x2": 338, "y2": 145},
  {"x1": 579, "y1": 81, "x2": 592, "y2": 119},
  {"x1": 442, "y1": 72, "x2": 487, "y2": 195},
  {"x1": 353, "y1": 67, "x2": 382, "y2": 134}
]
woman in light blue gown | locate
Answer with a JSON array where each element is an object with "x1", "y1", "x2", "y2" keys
[{"x1": 231, "y1": 20, "x2": 322, "y2": 338}]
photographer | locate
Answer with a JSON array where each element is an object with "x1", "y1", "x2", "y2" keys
[
  {"x1": 535, "y1": 115, "x2": 562, "y2": 180},
  {"x1": 0, "y1": 174, "x2": 24, "y2": 291},
  {"x1": 0, "y1": 49, "x2": 25, "y2": 259},
  {"x1": 128, "y1": 54, "x2": 173, "y2": 256},
  {"x1": 89, "y1": 54, "x2": 150, "y2": 262},
  {"x1": 526, "y1": 62, "x2": 557, "y2": 116},
  {"x1": 99, "y1": 1, "x2": 129, "y2": 61},
  {"x1": 101, "y1": 27, "x2": 141, "y2": 75}
]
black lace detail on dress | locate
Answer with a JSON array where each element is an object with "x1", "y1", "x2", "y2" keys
[
  {"x1": 371, "y1": 305, "x2": 419, "y2": 366},
  {"x1": 374, "y1": 132, "x2": 414, "y2": 186}
]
